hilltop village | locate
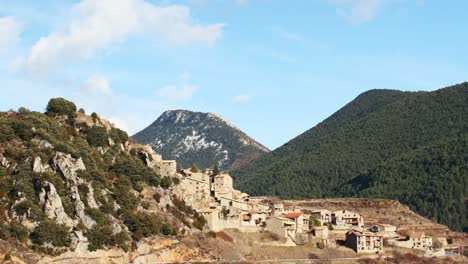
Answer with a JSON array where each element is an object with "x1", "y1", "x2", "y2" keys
[{"x1": 148, "y1": 152, "x2": 463, "y2": 259}]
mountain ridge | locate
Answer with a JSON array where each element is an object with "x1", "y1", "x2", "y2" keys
[
  {"x1": 133, "y1": 110, "x2": 269, "y2": 170},
  {"x1": 232, "y1": 82, "x2": 468, "y2": 231}
]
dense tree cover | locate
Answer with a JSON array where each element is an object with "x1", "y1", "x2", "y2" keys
[
  {"x1": 340, "y1": 133, "x2": 468, "y2": 232},
  {"x1": 0, "y1": 101, "x2": 180, "y2": 252},
  {"x1": 233, "y1": 83, "x2": 468, "y2": 231},
  {"x1": 45, "y1": 98, "x2": 77, "y2": 122},
  {"x1": 30, "y1": 220, "x2": 71, "y2": 247},
  {"x1": 132, "y1": 110, "x2": 269, "y2": 170}
]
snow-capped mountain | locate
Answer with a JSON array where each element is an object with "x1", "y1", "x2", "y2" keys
[{"x1": 132, "y1": 110, "x2": 270, "y2": 170}]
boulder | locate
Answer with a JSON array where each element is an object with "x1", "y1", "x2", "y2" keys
[
  {"x1": 38, "y1": 181, "x2": 76, "y2": 228},
  {"x1": 39, "y1": 139, "x2": 54, "y2": 149},
  {"x1": 31, "y1": 157, "x2": 52, "y2": 173},
  {"x1": 52, "y1": 152, "x2": 86, "y2": 184}
]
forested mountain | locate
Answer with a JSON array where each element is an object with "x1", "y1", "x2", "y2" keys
[
  {"x1": 232, "y1": 83, "x2": 468, "y2": 231},
  {"x1": 132, "y1": 110, "x2": 269, "y2": 170},
  {"x1": 0, "y1": 98, "x2": 205, "y2": 254}
]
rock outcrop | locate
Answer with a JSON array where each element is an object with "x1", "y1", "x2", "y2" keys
[
  {"x1": 52, "y1": 152, "x2": 86, "y2": 184},
  {"x1": 31, "y1": 156, "x2": 52, "y2": 173},
  {"x1": 70, "y1": 186, "x2": 96, "y2": 229},
  {"x1": 38, "y1": 181, "x2": 76, "y2": 227}
]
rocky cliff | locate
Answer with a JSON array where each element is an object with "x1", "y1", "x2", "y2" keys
[{"x1": 0, "y1": 98, "x2": 207, "y2": 261}]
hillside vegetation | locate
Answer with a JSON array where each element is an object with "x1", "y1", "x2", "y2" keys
[
  {"x1": 0, "y1": 98, "x2": 204, "y2": 254},
  {"x1": 233, "y1": 83, "x2": 468, "y2": 232}
]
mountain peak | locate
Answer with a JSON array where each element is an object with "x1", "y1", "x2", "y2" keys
[{"x1": 133, "y1": 110, "x2": 269, "y2": 170}]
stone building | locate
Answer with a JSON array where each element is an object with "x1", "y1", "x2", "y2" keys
[
  {"x1": 346, "y1": 230, "x2": 384, "y2": 253},
  {"x1": 311, "y1": 209, "x2": 331, "y2": 225},
  {"x1": 332, "y1": 210, "x2": 364, "y2": 228}
]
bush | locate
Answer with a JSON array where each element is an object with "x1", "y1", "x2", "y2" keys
[
  {"x1": 161, "y1": 222, "x2": 176, "y2": 236},
  {"x1": 8, "y1": 221, "x2": 29, "y2": 243},
  {"x1": 30, "y1": 220, "x2": 71, "y2": 247},
  {"x1": 86, "y1": 126, "x2": 108, "y2": 147},
  {"x1": 160, "y1": 176, "x2": 172, "y2": 189},
  {"x1": 4, "y1": 252, "x2": 12, "y2": 261},
  {"x1": 87, "y1": 224, "x2": 114, "y2": 251},
  {"x1": 109, "y1": 128, "x2": 128, "y2": 144},
  {"x1": 190, "y1": 164, "x2": 200, "y2": 173},
  {"x1": 46, "y1": 98, "x2": 77, "y2": 121},
  {"x1": 14, "y1": 200, "x2": 44, "y2": 220},
  {"x1": 85, "y1": 208, "x2": 110, "y2": 226},
  {"x1": 153, "y1": 193, "x2": 162, "y2": 203}
]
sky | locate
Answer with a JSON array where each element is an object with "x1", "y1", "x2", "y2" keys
[{"x1": 0, "y1": 0, "x2": 467, "y2": 150}]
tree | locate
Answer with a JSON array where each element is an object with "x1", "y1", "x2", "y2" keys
[
  {"x1": 45, "y1": 98, "x2": 77, "y2": 121},
  {"x1": 213, "y1": 164, "x2": 220, "y2": 176},
  {"x1": 30, "y1": 220, "x2": 71, "y2": 247},
  {"x1": 191, "y1": 163, "x2": 200, "y2": 173},
  {"x1": 86, "y1": 126, "x2": 108, "y2": 147}
]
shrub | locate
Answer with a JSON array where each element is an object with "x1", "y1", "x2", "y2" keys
[
  {"x1": 153, "y1": 192, "x2": 162, "y2": 203},
  {"x1": 109, "y1": 128, "x2": 129, "y2": 144},
  {"x1": 4, "y1": 252, "x2": 12, "y2": 261},
  {"x1": 46, "y1": 98, "x2": 77, "y2": 121},
  {"x1": 160, "y1": 176, "x2": 172, "y2": 189},
  {"x1": 86, "y1": 126, "x2": 108, "y2": 147},
  {"x1": 30, "y1": 220, "x2": 71, "y2": 247},
  {"x1": 172, "y1": 177, "x2": 181, "y2": 185},
  {"x1": 87, "y1": 224, "x2": 114, "y2": 251},
  {"x1": 14, "y1": 200, "x2": 44, "y2": 220},
  {"x1": 190, "y1": 164, "x2": 200, "y2": 173},
  {"x1": 8, "y1": 221, "x2": 29, "y2": 243},
  {"x1": 85, "y1": 208, "x2": 110, "y2": 226},
  {"x1": 123, "y1": 211, "x2": 162, "y2": 240},
  {"x1": 161, "y1": 222, "x2": 176, "y2": 236}
]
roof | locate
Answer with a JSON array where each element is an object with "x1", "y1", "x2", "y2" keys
[
  {"x1": 312, "y1": 209, "x2": 331, "y2": 213},
  {"x1": 409, "y1": 232, "x2": 425, "y2": 239},
  {"x1": 215, "y1": 173, "x2": 232, "y2": 179},
  {"x1": 284, "y1": 212, "x2": 304, "y2": 219},
  {"x1": 349, "y1": 230, "x2": 384, "y2": 237}
]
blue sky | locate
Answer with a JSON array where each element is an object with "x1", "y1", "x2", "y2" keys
[{"x1": 0, "y1": 0, "x2": 467, "y2": 149}]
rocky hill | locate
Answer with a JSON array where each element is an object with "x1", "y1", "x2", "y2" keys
[
  {"x1": 233, "y1": 82, "x2": 468, "y2": 232},
  {"x1": 0, "y1": 98, "x2": 207, "y2": 259},
  {"x1": 132, "y1": 110, "x2": 269, "y2": 170}
]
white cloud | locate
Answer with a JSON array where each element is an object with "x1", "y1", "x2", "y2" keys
[
  {"x1": 157, "y1": 84, "x2": 198, "y2": 101},
  {"x1": 328, "y1": 0, "x2": 384, "y2": 24},
  {"x1": 156, "y1": 72, "x2": 198, "y2": 101},
  {"x1": 0, "y1": 17, "x2": 21, "y2": 52},
  {"x1": 14, "y1": 0, "x2": 224, "y2": 74},
  {"x1": 83, "y1": 76, "x2": 112, "y2": 95},
  {"x1": 233, "y1": 93, "x2": 254, "y2": 103}
]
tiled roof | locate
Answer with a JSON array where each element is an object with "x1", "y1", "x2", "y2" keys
[
  {"x1": 409, "y1": 232, "x2": 425, "y2": 239},
  {"x1": 284, "y1": 212, "x2": 303, "y2": 219}
]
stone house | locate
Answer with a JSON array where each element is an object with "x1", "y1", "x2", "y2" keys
[
  {"x1": 270, "y1": 201, "x2": 284, "y2": 216},
  {"x1": 407, "y1": 231, "x2": 433, "y2": 250},
  {"x1": 370, "y1": 224, "x2": 397, "y2": 237},
  {"x1": 213, "y1": 174, "x2": 234, "y2": 199},
  {"x1": 332, "y1": 210, "x2": 364, "y2": 228},
  {"x1": 346, "y1": 230, "x2": 384, "y2": 253},
  {"x1": 283, "y1": 212, "x2": 309, "y2": 234},
  {"x1": 311, "y1": 209, "x2": 331, "y2": 225}
]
